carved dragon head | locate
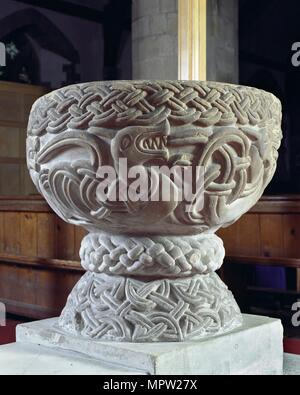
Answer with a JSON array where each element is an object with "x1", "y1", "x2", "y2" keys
[{"x1": 110, "y1": 121, "x2": 170, "y2": 168}]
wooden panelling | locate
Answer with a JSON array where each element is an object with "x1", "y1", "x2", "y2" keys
[
  {"x1": 0, "y1": 92, "x2": 22, "y2": 123},
  {"x1": 0, "y1": 212, "x2": 3, "y2": 254},
  {"x1": 0, "y1": 199, "x2": 84, "y2": 261},
  {"x1": 219, "y1": 197, "x2": 300, "y2": 297},
  {"x1": 225, "y1": 255, "x2": 300, "y2": 270},
  {"x1": 0, "y1": 196, "x2": 51, "y2": 212},
  {"x1": 283, "y1": 215, "x2": 300, "y2": 258},
  {"x1": 236, "y1": 214, "x2": 261, "y2": 256},
  {"x1": 56, "y1": 223, "x2": 86, "y2": 261},
  {"x1": 0, "y1": 163, "x2": 21, "y2": 196},
  {"x1": 0, "y1": 256, "x2": 82, "y2": 319},
  {"x1": 217, "y1": 225, "x2": 237, "y2": 255},
  {"x1": 36, "y1": 270, "x2": 70, "y2": 312},
  {"x1": 0, "y1": 254, "x2": 81, "y2": 271},
  {"x1": 20, "y1": 212, "x2": 38, "y2": 256},
  {"x1": 218, "y1": 214, "x2": 260, "y2": 256},
  {"x1": 23, "y1": 94, "x2": 40, "y2": 122},
  {"x1": 19, "y1": 128, "x2": 27, "y2": 159},
  {"x1": 57, "y1": 219, "x2": 76, "y2": 260},
  {"x1": 37, "y1": 213, "x2": 56, "y2": 258},
  {"x1": 75, "y1": 227, "x2": 88, "y2": 260},
  {"x1": 219, "y1": 197, "x2": 300, "y2": 261},
  {"x1": 0, "y1": 82, "x2": 47, "y2": 195},
  {"x1": 21, "y1": 164, "x2": 38, "y2": 196},
  {"x1": 0, "y1": 81, "x2": 47, "y2": 95},
  {"x1": 250, "y1": 196, "x2": 300, "y2": 214},
  {"x1": 3, "y1": 212, "x2": 20, "y2": 254},
  {"x1": 0, "y1": 127, "x2": 20, "y2": 158},
  {"x1": 260, "y1": 214, "x2": 284, "y2": 257}
]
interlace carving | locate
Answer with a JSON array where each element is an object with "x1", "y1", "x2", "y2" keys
[
  {"x1": 27, "y1": 81, "x2": 282, "y2": 234},
  {"x1": 27, "y1": 81, "x2": 282, "y2": 342},
  {"x1": 80, "y1": 233, "x2": 224, "y2": 276},
  {"x1": 59, "y1": 272, "x2": 242, "y2": 342}
]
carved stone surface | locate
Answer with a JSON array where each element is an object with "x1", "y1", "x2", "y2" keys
[
  {"x1": 27, "y1": 81, "x2": 282, "y2": 235},
  {"x1": 59, "y1": 272, "x2": 242, "y2": 342},
  {"x1": 80, "y1": 233, "x2": 225, "y2": 276},
  {"x1": 27, "y1": 80, "x2": 282, "y2": 342}
]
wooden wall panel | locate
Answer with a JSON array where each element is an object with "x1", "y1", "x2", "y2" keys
[
  {"x1": 219, "y1": 214, "x2": 260, "y2": 256},
  {"x1": 36, "y1": 270, "x2": 69, "y2": 313},
  {"x1": 0, "y1": 91, "x2": 22, "y2": 123},
  {"x1": 0, "y1": 261, "x2": 81, "y2": 319},
  {"x1": 0, "y1": 126, "x2": 20, "y2": 157},
  {"x1": 23, "y1": 94, "x2": 40, "y2": 123},
  {"x1": 236, "y1": 214, "x2": 261, "y2": 256},
  {"x1": 0, "y1": 204, "x2": 86, "y2": 261},
  {"x1": 0, "y1": 82, "x2": 47, "y2": 195},
  {"x1": 3, "y1": 212, "x2": 20, "y2": 254},
  {"x1": 0, "y1": 212, "x2": 4, "y2": 254},
  {"x1": 37, "y1": 213, "x2": 56, "y2": 258},
  {"x1": 217, "y1": 224, "x2": 238, "y2": 255},
  {"x1": 283, "y1": 214, "x2": 300, "y2": 291},
  {"x1": 219, "y1": 212, "x2": 300, "y2": 259},
  {"x1": 283, "y1": 215, "x2": 300, "y2": 258},
  {"x1": 11, "y1": 266, "x2": 36, "y2": 308},
  {"x1": 56, "y1": 219, "x2": 76, "y2": 260},
  {"x1": 0, "y1": 163, "x2": 21, "y2": 196},
  {"x1": 75, "y1": 227, "x2": 88, "y2": 260},
  {"x1": 260, "y1": 214, "x2": 284, "y2": 257},
  {"x1": 20, "y1": 212, "x2": 38, "y2": 256},
  {"x1": 217, "y1": 197, "x2": 300, "y2": 259}
]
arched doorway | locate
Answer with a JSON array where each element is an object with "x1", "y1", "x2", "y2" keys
[{"x1": 0, "y1": 8, "x2": 79, "y2": 86}]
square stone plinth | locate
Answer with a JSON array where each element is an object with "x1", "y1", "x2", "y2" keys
[
  {"x1": 16, "y1": 314, "x2": 283, "y2": 375},
  {"x1": 0, "y1": 343, "x2": 144, "y2": 375}
]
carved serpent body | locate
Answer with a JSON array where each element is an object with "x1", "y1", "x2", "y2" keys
[{"x1": 27, "y1": 80, "x2": 282, "y2": 341}]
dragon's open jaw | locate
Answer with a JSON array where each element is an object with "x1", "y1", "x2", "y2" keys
[
  {"x1": 142, "y1": 135, "x2": 168, "y2": 150},
  {"x1": 137, "y1": 131, "x2": 169, "y2": 159}
]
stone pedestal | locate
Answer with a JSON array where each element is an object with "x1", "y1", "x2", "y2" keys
[
  {"x1": 16, "y1": 314, "x2": 283, "y2": 375},
  {"x1": 27, "y1": 81, "x2": 282, "y2": 344},
  {"x1": 23, "y1": 80, "x2": 283, "y2": 372},
  {"x1": 0, "y1": 343, "x2": 143, "y2": 375}
]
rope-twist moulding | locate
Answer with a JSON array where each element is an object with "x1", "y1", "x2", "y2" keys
[{"x1": 27, "y1": 80, "x2": 282, "y2": 342}]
